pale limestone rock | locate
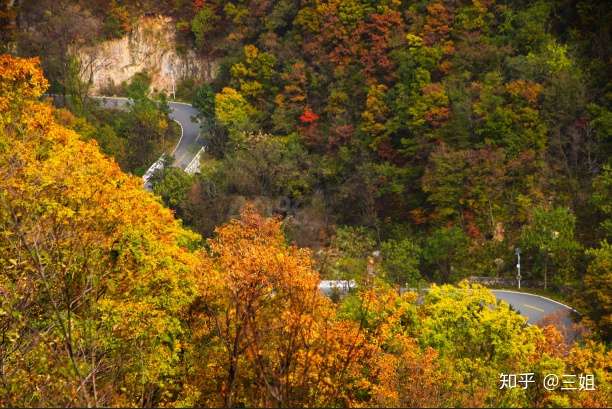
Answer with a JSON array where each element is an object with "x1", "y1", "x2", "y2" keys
[{"x1": 77, "y1": 16, "x2": 217, "y2": 94}]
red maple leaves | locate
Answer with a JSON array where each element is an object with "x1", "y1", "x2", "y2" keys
[{"x1": 299, "y1": 107, "x2": 319, "y2": 123}]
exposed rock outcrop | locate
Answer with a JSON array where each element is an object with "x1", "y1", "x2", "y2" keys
[{"x1": 78, "y1": 16, "x2": 217, "y2": 94}]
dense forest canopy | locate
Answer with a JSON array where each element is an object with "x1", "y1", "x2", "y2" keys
[{"x1": 0, "y1": 0, "x2": 611, "y2": 406}]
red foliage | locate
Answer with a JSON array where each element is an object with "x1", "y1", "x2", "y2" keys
[
  {"x1": 375, "y1": 137, "x2": 398, "y2": 161},
  {"x1": 505, "y1": 80, "x2": 543, "y2": 104},
  {"x1": 301, "y1": 7, "x2": 404, "y2": 83},
  {"x1": 193, "y1": 0, "x2": 206, "y2": 10},
  {"x1": 574, "y1": 116, "x2": 588, "y2": 130},
  {"x1": 438, "y1": 60, "x2": 453, "y2": 74},
  {"x1": 298, "y1": 107, "x2": 322, "y2": 145},
  {"x1": 424, "y1": 107, "x2": 450, "y2": 127},
  {"x1": 422, "y1": 2, "x2": 453, "y2": 46},
  {"x1": 299, "y1": 107, "x2": 319, "y2": 123},
  {"x1": 464, "y1": 211, "x2": 483, "y2": 240},
  {"x1": 410, "y1": 208, "x2": 428, "y2": 225},
  {"x1": 355, "y1": 11, "x2": 404, "y2": 81},
  {"x1": 421, "y1": 83, "x2": 444, "y2": 95},
  {"x1": 298, "y1": 123, "x2": 323, "y2": 147}
]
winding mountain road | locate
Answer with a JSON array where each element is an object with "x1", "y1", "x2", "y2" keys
[
  {"x1": 59, "y1": 96, "x2": 581, "y2": 334},
  {"x1": 319, "y1": 281, "x2": 578, "y2": 332},
  {"x1": 94, "y1": 96, "x2": 204, "y2": 183},
  {"x1": 491, "y1": 289, "x2": 577, "y2": 327}
]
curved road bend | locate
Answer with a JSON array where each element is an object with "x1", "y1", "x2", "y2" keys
[
  {"x1": 67, "y1": 98, "x2": 584, "y2": 335},
  {"x1": 94, "y1": 96, "x2": 203, "y2": 170},
  {"x1": 319, "y1": 282, "x2": 578, "y2": 335},
  {"x1": 491, "y1": 289, "x2": 577, "y2": 327}
]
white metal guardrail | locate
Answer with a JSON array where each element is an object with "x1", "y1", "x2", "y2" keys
[
  {"x1": 184, "y1": 146, "x2": 206, "y2": 175},
  {"x1": 45, "y1": 94, "x2": 203, "y2": 190}
]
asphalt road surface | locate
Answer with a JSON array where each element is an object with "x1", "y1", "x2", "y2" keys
[
  {"x1": 94, "y1": 96, "x2": 203, "y2": 170},
  {"x1": 491, "y1": 289, "x2": 576, "y2": 326},
  {"x1": 165, "y1": 102, "x2": 202, "y2": 169},
  {"x1": 319, "y1": 281, "x2": 578, "y2": 333},
  {"x1": 57, "y1": 96, "x2": 581, "y2": 336}
]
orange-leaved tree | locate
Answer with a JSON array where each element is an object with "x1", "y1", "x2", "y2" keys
[{"x1": 183, "y1": 205, "x2": 373, "y2": 407}]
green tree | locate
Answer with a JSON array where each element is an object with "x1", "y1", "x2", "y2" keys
[
  {"x1": 520, "y1": 207, "x2": 582, "y2": 289},
  {"x1": 320, "y1": 226, "x2": 377, "y2": 281},
  {"x1": 221, "y1": 133, "x2": 312, "y2": 200},
  {"x1": 125, "y1": 71, "x2": 151, "y2": 100},
  {"x1": 592, "y1": 164, "x2": 612, "y2": 240},
  {"x1": 582, "y1": 241, "x2": 612, "y2": 341},
  {"x1": 153, "y1": 167, "x2": 195, "y2": 211},
  {"x1": 422, "y1": 226, "x2": 470, "y2": 283},
  {"x1": 108, "y1": 72, "x2": 177, "y2": 173},
  {"x1": 192, "y1": 83, "x2": 216, "y2": 119},
  {"x1": 381, "y1": 239, "x2": 422, "y2": 288},
  {"x1": 191, "y1": 6, "x2": 219, "y2": 51},
  {"x1": 230, "y1": 44, "x2": 278, "y2": 111},
  {"x1": 473, "y1": 72, "x2": 548, "y2": 157}
]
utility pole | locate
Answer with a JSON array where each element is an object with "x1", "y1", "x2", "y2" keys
[
  {"x1": 169, "y1": 63, "x2": 176, "y2": 100},
  {"x1": 171, "y1": 69, "x2": 176, "y2": 100},
  {"x1": 515, "y1": 247, "x2": 521, "y2": 289}
]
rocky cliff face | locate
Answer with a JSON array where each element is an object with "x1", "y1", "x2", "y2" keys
[{"x1": 78, "y1": 16, "x2": 216, "y2": 95}]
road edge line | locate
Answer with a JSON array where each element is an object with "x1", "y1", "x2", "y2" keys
[
  {"x1": 168, "y1": 100, "x2": 194, "y2": 107},
  {"x1": 170, "y1": 118, "x2": 183, "y2": 156},
  {"x1": 92, "y1": 96, "x2": 186, "y2": 163},
  {"x1": 491, "y1": 289, "x2": 580, "y2": 314}
]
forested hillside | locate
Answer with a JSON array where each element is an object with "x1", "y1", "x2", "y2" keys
[
  {"x1": 0, "y1": 54, "x2": 609, "y2": 407},
  {"x1": 0, "y1": 0, "x2": 611, "y2": 406}
]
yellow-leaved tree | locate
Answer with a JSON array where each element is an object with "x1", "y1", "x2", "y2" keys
[
  {"x1": 0, "y1": 54, "x2": 206, "y2": 407},
  {"x1": 0, "y1": 54, "x2": 609, "y2": 408}
]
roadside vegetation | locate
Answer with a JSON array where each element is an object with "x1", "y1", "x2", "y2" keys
[
  {"x1": 2, "y1": 0, "x2": 609, "y2": 341},
  {"x1": 0, "y1": 61, "x2": 609, "y2": 406},
  {"x1": 0, "y1": 0, "x2": 610, "y2": 405},
  {"x1": 54, "y1": 72, "x2": 180, "y2": 175}
]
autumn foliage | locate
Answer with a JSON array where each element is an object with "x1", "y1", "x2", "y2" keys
[
  {"x1": 36, "y1": 0, "x2": 607, "y2": 347},
  {"x1": 299, "y1": 107, "x2": 319, "y2": 123},
  {"x1": 0, "y1": 55, "x2": 205, "y2": 406},
  {"x1": 0, "y1": 43, "x2": 611, "y2": 409},
  {"x1": 184, "y1": 207, "x2": 373, "y2": 407}
]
